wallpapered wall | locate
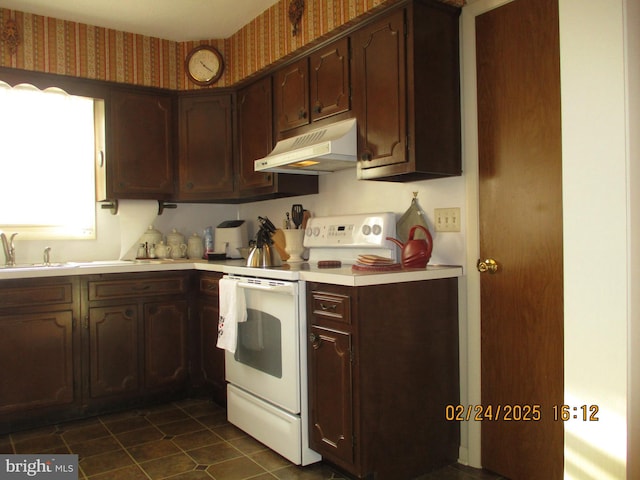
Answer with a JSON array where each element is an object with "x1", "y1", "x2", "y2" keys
[{"x1": 0, "y1": 0, "x2": 462, "y2": 90}]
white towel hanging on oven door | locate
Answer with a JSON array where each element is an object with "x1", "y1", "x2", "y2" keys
[{"x1": 216, "y1": 277, "x2": 247, "y2": 353}]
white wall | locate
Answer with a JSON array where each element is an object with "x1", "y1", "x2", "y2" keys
[
  {"x1": 625, "y1": 0, "x2": 640, "y2": 475},
  {"x1": 237, "y1": 168, "x2": 467, "y2": 266},
  {"x1": 559, "y1": 0, "x2": 629, "y2": 478}
]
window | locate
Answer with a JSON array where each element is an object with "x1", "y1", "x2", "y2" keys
[{"x1": 0, "y1": 81, "x2": 100, "y2": 239}]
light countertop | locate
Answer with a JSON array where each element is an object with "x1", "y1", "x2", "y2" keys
[{"x1": 0, "y1": 258, "x2": 463, "y2": 287}]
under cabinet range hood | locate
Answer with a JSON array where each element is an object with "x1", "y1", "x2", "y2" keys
[{"x1": 255, "y1": 118, "x2": 357, "y2": 174}]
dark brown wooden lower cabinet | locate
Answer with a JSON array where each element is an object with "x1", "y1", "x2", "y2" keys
[
  {"x1": 88, "y1": 304, "x2": 140, "y2": 398},
  {"x1": 0, "y1": 277, "x2": 80, "y2": 434},
  {"x1": 144, "y1": 300, "x2": 189, "y2": 390},
  {"x1": 307, "y1": 278, "x2": 459, "y2": 480},
  {"x1": 0, "y1": 311, "x2": 75, "y2": 412},
  {"x1": 84, "y1": 272, "x2": 191, "y2": 411},
  {"x1": 191, "y1": 272, "x2": 226, "y2": 405},
  {"x1": 308, "y1": 325, "x2": 354, "y2": 465}
]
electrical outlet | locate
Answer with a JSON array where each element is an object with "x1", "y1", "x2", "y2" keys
[{"x1": 434, "y1": 208, "x2": 461, "y2": 232}]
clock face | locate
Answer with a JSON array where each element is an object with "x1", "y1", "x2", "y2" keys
[{"x1": 186, "y1": 46, "x2": 224, "y2": 86}]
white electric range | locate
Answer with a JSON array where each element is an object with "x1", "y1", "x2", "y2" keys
[{"x1": 223, "y1": 213, "x2": 395, "y2": 466}]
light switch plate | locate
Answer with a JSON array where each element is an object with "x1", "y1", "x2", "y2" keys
[{"x1": 434, "y1": 208, "x2": 461, "y2": 232}]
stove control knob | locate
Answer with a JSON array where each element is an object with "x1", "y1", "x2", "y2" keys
[
  {"x1": 372, "y1": 224, "x2": 382, "y2": 235},
  {"x1": 312, "y1": 226, "x2": 321, "y2": 237},
  {"x1": 362, "y1": 225, "x2": 371, "y2": 235}
]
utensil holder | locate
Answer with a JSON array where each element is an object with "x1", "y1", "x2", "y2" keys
[{"x1": 283, "y1": 229, "x2": 305, "y2": 263}]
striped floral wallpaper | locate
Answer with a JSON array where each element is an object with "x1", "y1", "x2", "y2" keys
[{"x1": 0, "y1": 0, "x2": 462, "y2": 91}]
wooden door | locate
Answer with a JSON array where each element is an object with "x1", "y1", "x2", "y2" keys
[
  {"x1": 476, "y1": 0, "x2": 564, "y2": 478},
  {"x1": 177, "y1": 93, "x2": 234, "y2": 200},
  {"x1": 0, "y1": 311, "x2": 75, "y2": 413},
  {"x1": 310, "y1": 37, "x2": 350, "y2": 122},
  {"x1": 274, "y1": 58, "x2": 309, "y2": 134},
  {"x1": 89, "y1": 305, "x2": 140, "y2": 398},
  {"x1": 237, "y1": 76, "x2": 275, "y2": 195},
  {"x1": 144, "y1": 300, "x2": 188, "y2": 390},
  {"x1": 351, "y1": 8, "x2": 406, "y2": 169},
  {"x1": 308, "y1": 325, "x2": 354, "y2": 465},
  {"x1": 109, "y1": 89, "x2": 174, "y2": 199}
]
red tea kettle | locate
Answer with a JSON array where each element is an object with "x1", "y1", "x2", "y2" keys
[{"x1": 386, "y1": 225, "x2": 433, "y2": 269}]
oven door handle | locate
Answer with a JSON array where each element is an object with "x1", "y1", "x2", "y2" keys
[{"x1": 236, "y1": 281, "x2": 296, "y2": 295}]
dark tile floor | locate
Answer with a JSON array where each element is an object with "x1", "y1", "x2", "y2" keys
[{"x1": 0, "y1": 398, "x2": 506, "y2": 480}]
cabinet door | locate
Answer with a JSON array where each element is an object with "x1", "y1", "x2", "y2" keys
[
  {"x1": 144, "y1": 300, "x2": 188, "y2": 390},
  {"x1": 310, "y1": 37, "x2": 351, "y2": 122},
  {"x1": 274, "y1": 58, "x2": 310, "y2": 134},
  {"x1": 308, "y1": 325, "x2": 354, "y2": 464},
  {"x1": 109, "y1": 89, "x2": 174, "y2": 199},
  {"x1": 178, "y1": 93, "x2": 234, "y2": 200},
  {"x1": 352, "y1": 9, "x2": 407, "y2": 169},
  {"x1": 0, "y1": 311, "x2": 75, "y2": 414},
  {"x1": 199, "y1": 300, "x2": 226, "y2": 404},
  {"x1": 237, "y1": 77, "x2": 275, "y2": 195},
  {"x1": 88, "y1": 304, "x2": 139, "y2": 398}
]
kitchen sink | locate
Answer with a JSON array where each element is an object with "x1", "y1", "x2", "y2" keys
[{"x1": 0, "y1": 262, "x2": 78, "y2": 270}]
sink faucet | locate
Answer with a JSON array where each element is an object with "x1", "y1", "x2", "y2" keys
[{"x1": 0, "y1": 231, "x2": 17, "y2": 266}]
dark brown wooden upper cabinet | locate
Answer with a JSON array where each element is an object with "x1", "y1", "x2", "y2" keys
[
  {"x1": 177, "y1": 92, "x2": 235, "y2": 201},
  {"x1": 352, "y1": 1, "x2": 461, "y2": 181},
  {"x1": 107, "y1": 88, "x2": 175, "y2": 199},
  {"x1": 309, "y1": 37, "x2": 351, "y2": 123},
  {"x1": 236, "y1": 76, "x2": 275, "y2": 196},
  {"x1": 274, "y1": 58, "x2": 310, "y2": 134}
]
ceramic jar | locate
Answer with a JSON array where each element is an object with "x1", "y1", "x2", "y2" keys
[
  {"x1": 155, "y1": 241, "x2": 172, "y2": 259},
  {"x1": 167, "y1": 228, "x2": 187, "y2": 259},
  {"x1": 139, "y1": 225, "x2": 163, "y2": 249},
  {"x1": 187, "y1": 233, "x2": 204, "y2": 259}
]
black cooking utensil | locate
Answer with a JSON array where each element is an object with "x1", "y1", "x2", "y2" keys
[{"x1": 291, "y1": 204, "x2": 304, "y2": 229}]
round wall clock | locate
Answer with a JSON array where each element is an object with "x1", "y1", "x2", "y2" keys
[{"x1": 185, "y1": 45, "x2": 224, "y2": 86}]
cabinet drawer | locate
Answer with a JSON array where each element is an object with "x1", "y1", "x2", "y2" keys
[
  {"x1": 199, "y1": 274, "x2": 222, "y2": 297},
  {"x1": 89, "y1": 274, "x2": 188, "y2": 301},
  {"x1": 311, "y1": 292, "x2": 351, "y2": 324},
  {"x1": 0, "y1": 281, "x2": 73, "y2": 308}
]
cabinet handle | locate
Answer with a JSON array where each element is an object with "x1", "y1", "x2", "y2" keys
[
  {"x1": 360, "y1": 152, "x2": 372, "y2": 161},
  {"x1": 185, "y1": 182, "x2": 194, "y2": 190},
  {"x1": 132, "y1": 284, "x2": 151, "y2": 292},
  {"x1": 298, "y1": 109, "x2": 307, "y2": 120},
  {"x1": 309, "y1": 332, "x2": 321, "y2": 349},
  {"x1": 125, "y1": 309, "x2": 135, "y2": 318},
  {"x1": 82, "y1": 316, "x2": 89, "y2": 329},
  {"x1": 313, "y1": 101, "x2": 322, "y2": 114},
  {"x1": 319, "y1": 302, "x2": 337, "y2": 312}
]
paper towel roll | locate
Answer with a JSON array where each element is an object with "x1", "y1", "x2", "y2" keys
[{"x1": 117, "y1": 200, "x2": 159, "y2": 259}]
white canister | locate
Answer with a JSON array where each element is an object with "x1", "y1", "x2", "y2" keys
[
  {"x1": 139, "y1": 225, "x2": 163, "y2": 248},
  {"x1": 155, "y1": 241, "x2": 172, "y2": 259},
  {"x1": 167, "y1": 228, "x2": 187, "y2": 259},
  {"x1": 187, "y1": 233, "x2": 204, "y2": 259}
]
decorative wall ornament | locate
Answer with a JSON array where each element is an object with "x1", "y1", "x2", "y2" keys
[
  {"x1": 288, "y1": 0, "x2": 304, "y2": 36},
  {"x1": 1, "y1": 18, "x2": 19, "y2": 54}
]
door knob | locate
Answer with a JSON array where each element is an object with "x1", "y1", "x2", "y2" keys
[{"x1": 477, "y1": 258, "x2": 499, "y2": 274}]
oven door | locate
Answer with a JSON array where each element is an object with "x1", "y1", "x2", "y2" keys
[{"x1": 224, "y1": 275, "x2": 300, "y2": 414}]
